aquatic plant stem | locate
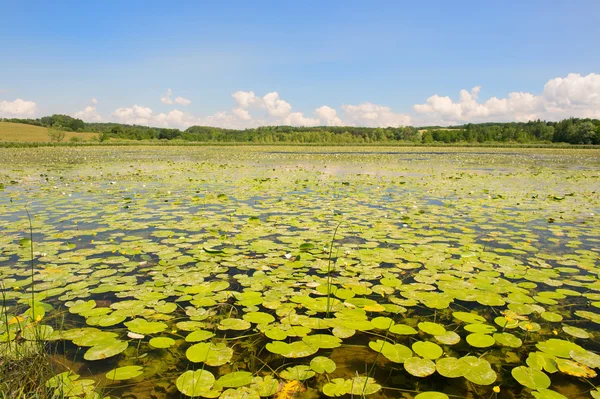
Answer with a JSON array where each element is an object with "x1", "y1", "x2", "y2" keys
[
  {"x1": 25, "y1": 206, "x2": 35, "y2": 321},
  {"x1": 326, "y1": 221, "x2": 343, "y2": 318}
]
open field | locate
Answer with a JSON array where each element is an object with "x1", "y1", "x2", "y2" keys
[
  {"x1": 0, "y1": 122, "x2": 98, "y2": 142},
  {"x1": 1, "y1": 146, "x2": 600, "y2": 399}
]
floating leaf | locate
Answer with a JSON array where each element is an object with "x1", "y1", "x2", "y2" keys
[
  {"x1": 106, "y1": 366, "x2": 143, "y2": 381},
  {"x1": 217, "y1": 371, "x2": 254, "y2": 388},
  {"x1": 310, "y1": 356, "x2": 336, "y2": 373},
  {"x1": 176, "y1": 370, "x2": 215, "y2": 397},
  {"x1": 511, "y1": 366, "x2": 551, "y2": 390},
  {"x1": 404, "y1": 357, "x2": 436, "y2": 377}
]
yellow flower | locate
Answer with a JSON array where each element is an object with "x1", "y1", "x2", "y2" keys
[
  {"x1": 525, "y1": 323, "x2": 533, "y2": 331},
  {"x1": 493, "y1": 386, "x2": 500, "y2": 393},
  {"x1": 504, "y1": 315, "x2": 513, "y2": 322},
  {"x1": 35, "y1": 314, "x2": 43, "y2": 322}
]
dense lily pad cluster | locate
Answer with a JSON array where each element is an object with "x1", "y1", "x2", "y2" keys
[{"x1": 0, "y1": 146, "x2": 599, "y2": 399}]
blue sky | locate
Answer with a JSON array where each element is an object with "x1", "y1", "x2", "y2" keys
[{"x1": 1, "y1": 0, "x2": 599, "y2": 127}]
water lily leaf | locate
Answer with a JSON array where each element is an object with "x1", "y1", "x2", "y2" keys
[
  {"x1": 555, "y1": 358, "x2": 597, "y2": 378},
  {"x1": 415, "y1": 393, "x2": 449, "y2": 399},
  {"x1": 418, "y1": 322, "x2": 446, "y2": 336},
  {"x1": 531, "y1": 389, "x2": 568, "y2": 399},
  {"x1": 310, "y1": 356, "x2": 336, "y2": 373},
  {"x1": 371, "y1": 316, "x2": 394, "y2": 330},
  {"x1": 436, "y1": 357, "x2": 466, "y2": 378},
  {"x1": 280, "y1": 365, "x2": 315, "y2": 381},
  {"x1": 434, "y1": 331, "x2": 460, "y2": 345},
  {"x1": 561, "y1": 325, "x2": 590, "y2": 339},
  {"x1": 97, "y1": 313, "x2": 126, "y2": 327},
  {"x1": 389, "y1": 324, "x2": 418, "y2": 335},
  {"x1": 176, "y1": 370, "x2": 215, "y2": 397},
  {"x1": 452, "y1": 311, "x2": 486, "y2": 324},
  {"x1": 347, "y1": 376, "x2": 381, "y2": 395},
  {"x1": 404, "y1": 357, "x2": 436, "y2": 377},
  {"x1": 84, "y1": 339, "x2": 128, "y2": 361},
  {"x1": 106, "y1": 366, "x2": 143, "y2": 381},
  {"x1": 462, "y1": 356, "x2": 496, "y2": 385},
  {"x1": 511, "y1": 366, "x2": 551, "y2": 390},
  {"x1": 369, "y1": 340, "x2": 412, "y2": 363},
  {"x1": 569, "y1": 349, "x2": 600, "y2": 368},
  {"x1": 155, "y1": 302, "x2": 177, "y2": 314},
  {"x1": 412, "y1": 341, "x2": 443, "y2": 360},
  {"x1": 186, "y1": 342, "x2": 233, "y2": 366},
  {"x1": 252, "y1": 376, "x2": 279, "y2": 397},
  {"x1": 493, "y1": 332, "x2": 522, "y2": 348},
  {"x1": 219, "y1": 318, "x2": 251, "y2": 331},
  {"x1": 537, "y1": 339, "x2": 583, "y2": 358},
  {"x1": 243, "y1": 312, "x2": 275, "y2": 325},
  {"x1": 526, "y1": 352, "x2": 558, "y2": 373},
  {"x1": 323, "y1": 378, "x2": 349, "y2": 397},
  {"x1": 185, "y1": 329, "x2": 215, "y2": 342},
  {"x1": 217, "y1": 371, "x2": 253, "y2": 388},
  {"x1": 302, "y1": 334, "x2": 342, "y2": 349},
  {"x1": 69, "y1": 300, "x2": 96, "y2": 314},
  {"x1": 149, "y1": 337, "x2": 175, "y2": 348},
  {"x1": 464, "y1": 323, "x2": 496, "y2": 334},
  {"x1": 265, "y1": 341, "x2": 318, "y2": 358},
  {"x1": 125, "y1": 319, "x2": 168, "y2": 335},
  {"x1": 466, "y1": 333, "x2": 495, "y2": 348},
  {"x1": 265, "y1": 327, "x2": 288, "y2": 340},
  {"x1": 541, "y1": 312, "x2": 563, "y2": 322}
]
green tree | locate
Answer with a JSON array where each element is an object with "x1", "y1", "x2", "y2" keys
[{"x1": 47, "y1": 125, "x2": 66, "y2": 142}]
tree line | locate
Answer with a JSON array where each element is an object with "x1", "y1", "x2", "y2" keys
[{"x1": 2, "y1": 114, "x2": 599, "y2": 144}]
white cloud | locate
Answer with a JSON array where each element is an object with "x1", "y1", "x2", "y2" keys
[
  {"x1": 74, "y1": 105, "x2": 102, "y2": 122},
  {"x1": 160, "y1": 89, "x2": 174, "y2": 105},
  {"x1": 341, "y1": 102, "x2": 411, "y2": 127},
  {"x1": 91, "y1": 97, "x2": 98, "y2": 104},
  {"x1": 112, "y1": 105, "x2": 155, "y2": 125},
  {"x1": 413, "y1": 73, "x2": 600, "y2": 125},
  {"x1": 315, "y1": 106, "x2": 343, "y2": 126},
  {"x1": 175, "y1": 96, "x2": 191, "y2": 106},
  {"x1": 0, "y1": 98, "x2": 37, "y2": 117},
  {"x1": 96, "y1": 72, "x2": 600, "y2": 129}
]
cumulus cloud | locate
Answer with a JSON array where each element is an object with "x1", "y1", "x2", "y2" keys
[
  {"x1": 161, "y1": 89, "x2": 191, "y2": 106},
  {"x1": 341, "y1": 102, "x2": 412, "y2": 127},
  {"x1": 0, "y1": 98, "x2": 37, "y2": 117},
  {"x1": 101, "y1": 72, "x2": 600, "y2": 129},
  {"x1": 175, "y1": 96, "x2": 191, "y2": 106},
  {"x1": 413, "y1": 73, "x2": 600, "y2": 125},
  {"x1": 160, "y1": 89, "x2": 174, "y2": 105},
  {"x1": 91, "y1": 97, "x2": 98, "y2": 104},
  {"x1": 75, "y1": 105, "x2": 102, "y2": 122}
]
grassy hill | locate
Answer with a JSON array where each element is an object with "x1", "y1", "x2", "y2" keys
[{"x1": 0, "y1": 122, "x2": 98, "y2": 142}]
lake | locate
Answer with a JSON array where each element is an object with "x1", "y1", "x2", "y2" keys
[{"x1": 1, "y1": 146, "x2": 599, "y2": 399}]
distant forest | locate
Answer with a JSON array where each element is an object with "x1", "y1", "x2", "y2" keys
[{"x1": 3, "y1": 114, "x2": 600, "y2": 144}]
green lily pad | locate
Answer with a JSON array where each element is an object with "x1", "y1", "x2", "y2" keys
[
  {"x1": 106, "y1": 366, "x2": 143, "y2": 381},
  {"x1": 415, "y1": 393, "x2": 449, "y2": 399},
  {"x1": 511, "y1": 366, "x2": 551, "y2": 390},
  {"x1": 404, "y1": 357, "x2": 436, "y2": 377},
  {"x1": 125, "y1": 319, "x2": 168, "y2": 335},
  {"x1": 83, "y1": 339, "x2": 128, "y2": 361},
  {"x1": 219, "y1": 318, "x2": 251, "y2": 331},
  {"x1": 217, "y1": 371, "x2": 254, "y2": 388},
  {"x1": 149, "y1": 337, "x2": 175, "y2": 349},
  {"x1": 186, "y1": 342, "x2": 233, "y2": 366},
  {"x1": 418, "y1": 322, "x2": 446, "y2": 336},
  {"x1": 185, "y1": 329, "x2": 215, "y2": 342},
  {"x1": 436, "y1": 357, "x2": 466, "y2": 378},
  {"x1": 412, "y1": 341, "x2": 443, "y2": 360},
  {"x1": 369, "y1": 340, "x2": 412, "y2": 363},
  {"x1": 280, "y1": 365, "x2": 315, "y2": 381},
  {"x1": 176, "y1": 370, "x2": 215, "y2": 397},
  {"x1": 310, "y1": 356, "x2": 336, "y2": 373},
  {"x1": 466, "y1": 333, "x2": 495, "y2": 348}
]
